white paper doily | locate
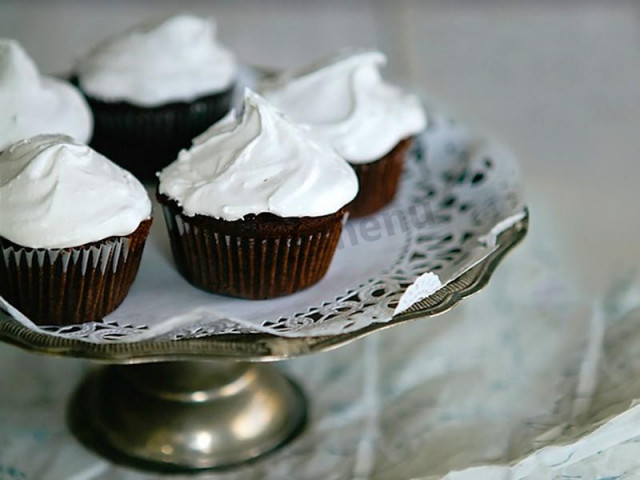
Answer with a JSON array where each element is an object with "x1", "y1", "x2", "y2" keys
[{"x1": 0, "y1": 105, "x2": 525, "y2": 343}]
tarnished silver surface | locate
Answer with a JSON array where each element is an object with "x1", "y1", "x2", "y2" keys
[
  {"x1": 0, "y1": 210, "x2": 527, "y2": 363},
  {"x1": 68, "y1": 361, "x2": 306, "y2": 471}
]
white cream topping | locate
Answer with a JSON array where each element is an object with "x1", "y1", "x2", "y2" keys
[
  {"x1": 0, "y1": 39, "x2": 93, "y2": 151},
  {"x1": 0, "y1": 135, "x2": 152, "y2": 249},
  {"x1": 158, "y1": 90, "x2": 358, "y2": 220},
  {"x1": 260, "y1": 51, "x2": 426, "y2": 163},
  {"x1": 76, "y1": 14, "x2": 237, "y2": 107}
]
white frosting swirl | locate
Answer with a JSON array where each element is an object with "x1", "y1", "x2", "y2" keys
[
  {"x1": 158, "y1": 90, "x2": 358, "y2": 220},
  {"x1": 0, "y1": 135, "x2": 152, "y2": 249},
  {"x1": 0, "y1": 39, "x2": 93, "y2": 151},
  {"x1": 260, "y1": 51, "x2": 426, "y2": 163},
  {"x1": 76, "y1": 14, "x2": 237, "y2": 107}
]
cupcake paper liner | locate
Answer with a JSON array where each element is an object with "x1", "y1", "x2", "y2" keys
[
  {"x1": 348, "y1": 137, "x2": 413, "y2": 218},
  {"x1": 158, "y1": 195, "x2": 347, "y2": 299},
  {"x1": 0, "y1": 219, "x2": 152, "y2": 326},
  {"x1": 73, "y1": 78, "x2": 234, "y2": 182}
]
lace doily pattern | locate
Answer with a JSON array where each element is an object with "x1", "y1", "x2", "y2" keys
[
  {"x1": 39, "y1": 321, "x2": 149, "y2": 342},
  {"x1": 230, "y1": 109, "x2": 524, "y2": 337},
  {"x1": 1, "y1": 105, "x2": 525, "y2": 343}
]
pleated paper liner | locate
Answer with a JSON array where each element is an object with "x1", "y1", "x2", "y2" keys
[
  {"x1": 72, "y1": 77, "x2": 234, "y2": 182},
  {"x1": 158, "y1": 194, "x2": 347, "y2": 299},
  {"x1": 348, "y1": 137, "x2": 413, "y2": 218},
  {"x1": 0, "y1": 219, "x2": 152, "y2": 326}
]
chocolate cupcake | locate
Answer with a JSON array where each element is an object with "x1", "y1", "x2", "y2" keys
[
  {"x1": 0, "y1": 39, "x2": 93, "y2": 150},
  {"x1": 260, "y1": 51, "x2": 426, "y2": 218},
  {"x1": 157, "y1": 90, "x2": 358, "y2": 299},
  {"x1": 74, "y1": 14, "x2": 237, "y2": 182},
  {"x1": 0, "y1": 135, "x2": 152, "y2": 326}
]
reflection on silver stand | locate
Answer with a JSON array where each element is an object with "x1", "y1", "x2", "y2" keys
[{"x1": 69, "y1": 361, "x2": 306, "y2": 471}]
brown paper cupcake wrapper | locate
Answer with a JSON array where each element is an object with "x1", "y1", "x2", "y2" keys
[
  {"x1": 73, "y1": 77, "x2": 234, "y2": 182},
  {"x1": 348, "y1": 137, "x2": 413, "y2": 218},
  {"x1": 0, "y1": 219, "x2": 151, "y2": 326},
  {"x1": 159, "y1": 197, "x2": 346, "y2": 299}
]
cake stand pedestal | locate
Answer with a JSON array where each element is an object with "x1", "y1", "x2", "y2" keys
[
  {"x1": 0, "y1": 212, "x2": 527, "y2": 472},
  {"x1": 68, "y1": 361, "x2": 305, "y2": 471}
]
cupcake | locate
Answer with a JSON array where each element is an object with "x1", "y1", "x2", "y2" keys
[
  {"x1": 259, "y1": 51, "x2": 426, "y2": 218},
  {"x1": 0, "y1": 135, "x2": 152, "y2": 326},
  {"x1": 157, "y1": 90, "x2": 358, "y2": 299},
  {"x1": 75, "y1": 14, "x2": 237, "y2": 182},
  {"x1": 0, "y1": 39, "x2": 93, "y2": 150}
]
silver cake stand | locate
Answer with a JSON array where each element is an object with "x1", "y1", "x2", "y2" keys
[{"x1": 0, "y1": 212, "x2": 527, "y2": 472}]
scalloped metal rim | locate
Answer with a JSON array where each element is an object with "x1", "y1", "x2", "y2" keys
[{"x1": 0, "y1": 211, "x2": 528, "y2": 364}]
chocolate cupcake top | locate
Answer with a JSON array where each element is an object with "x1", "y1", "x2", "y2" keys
[
  {"x1": 158, "y1": 89, "x2": 358, "y2": 221},
  {"x1": 76, "y1": 14, "x2": 237, "y2": 107},
  {"x1": 0, "y1": 39, "x2": 93, "y2": 151},
  {"x1": 0, "y1": 135, "x2": 151, "y2": 249},
  {"x1": 259, "y1": 51, "x2": 426, "y2": 164}
]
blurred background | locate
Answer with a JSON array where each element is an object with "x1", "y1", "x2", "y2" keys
[{"x1": 3, "y1": 0, "x2": 638, "y2": 293}]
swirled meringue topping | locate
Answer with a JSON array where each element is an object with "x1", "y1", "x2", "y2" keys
[
  {"x1": 76, "y1": 14, "x2": 237, "y2": 107},
  {"x1": 260, "y1": 51, "x2": 426, "y2": 163},
  {"x1": 0, "y1": 135, "x2": 151, "y2": 249},
  {"x1": 0, "y1": 39, "x2": 93, "y2": 151},
  {"x1": 158, "y1": 89, "x2": 358, "y2": 220}
]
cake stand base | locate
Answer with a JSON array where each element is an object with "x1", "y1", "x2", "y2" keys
[{"x1": 68, "y1": 361, "x2": 307, "y2": 471}]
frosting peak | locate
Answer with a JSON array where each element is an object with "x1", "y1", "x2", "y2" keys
[
  {"x1": 0, "y1": 135, "x2": 151, "y2": 249},
  {"x1": 260, "y1": 50, "x2": 426, "y2": 163},
  {"x1": 0, "y1": 40, "x2": 39, "y2": 89},
  {"x1": 158, "y1": 90, "x2": 358, "y2": 220},
  {"x1": 0, "y1": 39, "x2": 93, "y2": 151},
  {"x1": 77, "y1": 14, "x2": 237, "y2": 106}
]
